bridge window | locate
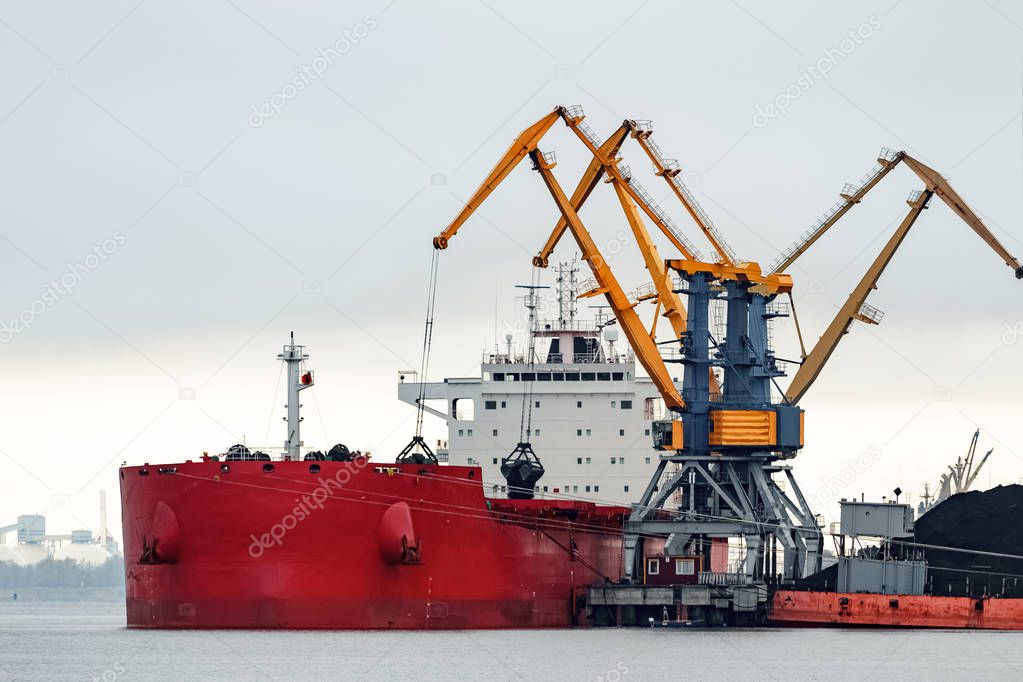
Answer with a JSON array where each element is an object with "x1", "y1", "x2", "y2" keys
[
  {"x1": 581, "y1": 372, "x2": 595, "y2": 381},
  {"x1": 612, "y1": 372, "x2": 624, "y2": 381},
  {"x1": 452, "y1": 398, "x2": 475, "y2": 421}
]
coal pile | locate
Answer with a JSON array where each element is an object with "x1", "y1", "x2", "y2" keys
[
  {"x1": 797, "y1": 485, "x2": 1023, "y2": 597},
  {"x1": 914, "y1": 484, "x2": 1023, "y2": 597}
]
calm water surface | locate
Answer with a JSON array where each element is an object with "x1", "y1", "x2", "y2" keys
[{"x1": 2, "y1": 599, "x2": 1023, "y2": 681}]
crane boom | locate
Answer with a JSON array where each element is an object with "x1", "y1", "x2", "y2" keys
[
  {"x1": 628, "y1": 120, "x2": 738, "y2": 265},
  {"x1": 784, "y1": 190, "x2": 932, "y2": 404},
  {"x1": 559, "y1": 107, "x2": 703, "y2": 261},
  {"x1": 529, "y1": 149, "x2": 686, "y2": 411},
  {"x1": 433, "y1": 110, "x2": 561, "y2": 250},
  {"x1": 533, "y1": 124, "x2": 630, "y2": 267},
  {"x1": 901, "y1": 154, "x2": 1023, "y2": 276},
  {"x1": 769, "y1": 149, "x2": 904, "y2": 274}
]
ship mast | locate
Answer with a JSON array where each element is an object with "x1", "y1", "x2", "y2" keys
[{"x1": 279, "y1": 332, "x2": 313, "y2": 460}]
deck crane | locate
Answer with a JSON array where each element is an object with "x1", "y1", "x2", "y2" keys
[{"x1": 771, "y1": 151, "x2": 1023, "y2": 404}]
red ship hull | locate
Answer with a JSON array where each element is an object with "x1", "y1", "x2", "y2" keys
[
  {"x1": 770, "y1": 590, "x2": 1023, "y2": 629},
  {"x1": 120, "y1": 458, "x2": 627, "y2": 629}
]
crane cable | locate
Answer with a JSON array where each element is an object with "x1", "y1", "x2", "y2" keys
[
  {"x1": 414, "y1": 249, "x2": 441, "y2": 440},
  {"x1": 518, "y1": 266, "x2": 541, "y2": 442}
]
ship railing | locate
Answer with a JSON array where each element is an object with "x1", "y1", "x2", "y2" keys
[
  {"x1": 698, "y1": 571, "x2": 754, "y2": 586},
  {"x1": 536, "y1": 319, "x2": 601, "y2": 332}
]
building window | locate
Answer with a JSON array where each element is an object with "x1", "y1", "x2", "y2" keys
[
  {"x1": 535, "y1": 400, "x2": 540, "y2": 408},
  {"x1": 500, "y1": 401, "x2": 506, "y2": 408},
  {"x1": 644, "y1": 429, "x2": 650, "y2": 436},
  {"x1": 585, "y1": 429, "x2": 592, "y2": 436},
  {"x1": 594, "y1": 485, "x2": 599, "y2": 493},
  {"x1": 611, "y1": 457, "x2": 617, "y2": 464},
  {"x1": 576, "y1": 400, "x2": 582, "y2": 408},
  {"x1": 675, "y1": 559, "x2": 696, "y2": 576},
  {"x1": 577, "y1": 429, "x2": 583, "y2": 437},
  {"x1": 577, "y1": 457, "x2": 582, "y2": 464},
  {"x1": 484, "y1": 400, "x2": 497, "y2": 410},
  {"x1": 534, "y1": 428, "x2": 540, "y2": 436},
  {"x1": 647, "y1": 559, "x2": 660, "y2": 575},
  {"x1": 621, "y1": 400, "x2": 633, "y2": 409},
  {"x1": 585, "y1": 485, "x2": 591, "y2": 493},
  {"x1": 492, "y1": 429, "x2": 498, "y2": 437},
  {"x1": 492, "y1": 458, "x2": 498, "y2": 465},
  {"x1": 645, "y1": 456, "x2": 651, "y2": 464},
  {"x1": 585, "y1": 457, "x2": 591, "y2": 464},
  {"x1": 467, "y1": 429, "x2": 473, "y2": 436},
  {"x1": 492, "y1": 485, "x2": 499, "y2": 493},
  {"x1": 458, "y1": 429, "x2": 464, "y2": 436},
  {"x1": 543, "y1": 486, "x2": 548, "y2": 492},
  {"x1": 619, "y1": 457, "x2": 624, "y2": 465},
  {"x1": 611, "y1": 400, "x2": 616, "y2": 408},
  {"x1": 619, "y1": 429, "x2": 625, "y2": 437},
  {"x1": 624, "y1": 485, "x2": 630, "y2": 493},
  {"x1": 573, "y1": 486, "x2": 578, "y2": 493}
]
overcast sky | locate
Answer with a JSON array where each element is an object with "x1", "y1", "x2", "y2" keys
[{"x1": 1, "y1": 0, "x2": 1022, "y2": 541}]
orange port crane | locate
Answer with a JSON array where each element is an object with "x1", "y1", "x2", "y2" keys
[
  {"x1": 433, "y1": 107, "x2": 798, "y2": 414},
  {"x1": 775, "y1": 151, "x2": 1022, "y2": 404}
]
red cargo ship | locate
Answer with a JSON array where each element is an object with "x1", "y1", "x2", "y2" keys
[
  {"x1": 120, "y1": 459, "x2": 627, "y2": 629},
  {"x1": 120, "y1": 336, "x2": 627, "y2": 629}
]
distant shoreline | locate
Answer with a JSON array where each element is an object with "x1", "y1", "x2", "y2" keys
[{"x1": 0, "y1": 585, "x2": 124, "y2": 602}]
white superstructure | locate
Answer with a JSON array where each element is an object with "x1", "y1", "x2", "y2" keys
[{"x1": 398, "y1": 261, "x2": 680, "y2": 505}]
